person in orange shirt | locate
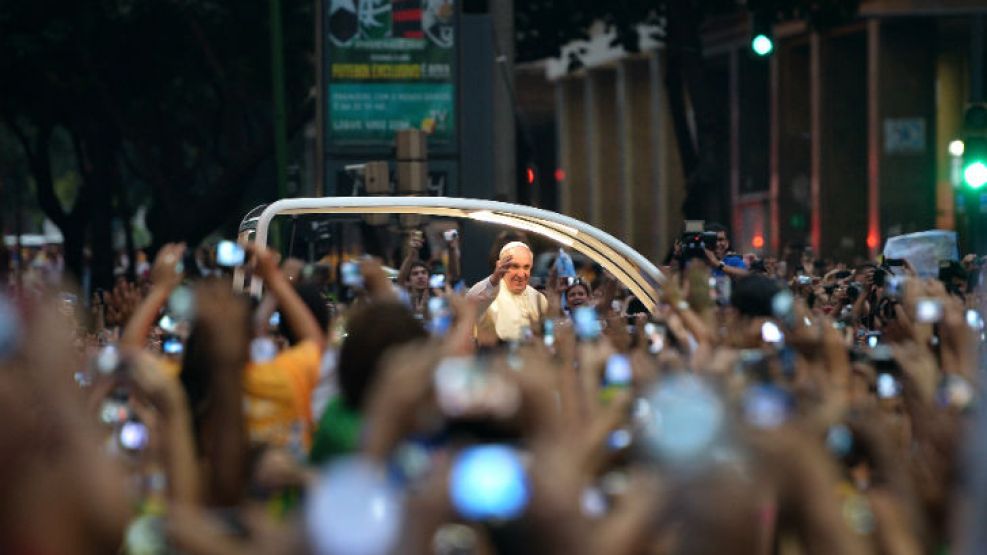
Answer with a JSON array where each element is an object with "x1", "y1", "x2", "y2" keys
[
  {"x1": 120, "y1": 242, "x2": 327, "y2": 504},
  {"x1": 240, "y1": 245, "x2": 328, "y2": 453}
]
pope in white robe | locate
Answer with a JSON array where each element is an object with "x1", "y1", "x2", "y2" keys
[{"x1": 466, "y1": 241, "x2": 547, "y2": 344}]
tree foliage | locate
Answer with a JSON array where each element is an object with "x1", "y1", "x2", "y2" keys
[{"x1": 0, "y1": 0, "x2": 314, "y2": 288}]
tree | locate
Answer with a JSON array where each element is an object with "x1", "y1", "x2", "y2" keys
[
  {"x1": 515, "y1": 0, "x2": 859, "y2": 227},
  {"x1": 0, "y1": 0, "x2": 314, "y2": 289}
]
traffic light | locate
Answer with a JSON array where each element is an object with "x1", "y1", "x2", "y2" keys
[
  {"x1": 962, "y1": 104, "x2": 987, "y2": 189},
  {"x1": 963, "y1": 139, "x2": 987, "y2": 189},
  {"x1": 750, "y1": 11, "x2": 774, "y2": 57}
]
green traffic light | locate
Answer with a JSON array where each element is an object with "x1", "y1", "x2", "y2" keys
[
  {"x1": 964, "y1": 161, "x2": 987, "y2": 189},
  {"x1": 752, "y1": 34, "x2": 774, "y2": 56}
]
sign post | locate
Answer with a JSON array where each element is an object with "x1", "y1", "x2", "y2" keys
[{"x1": 324, "y1": 0, "x2": 458, "y2": 159}]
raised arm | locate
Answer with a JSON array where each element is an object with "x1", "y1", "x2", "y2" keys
[
  {"x1": 396, "y1": 231, "x2": 424, "y2": 288},
  {"x1": 252, "y1": 257, "x2": 304, "y2": 333},
  {"x1": 245, "y1": 243, "x2": 325, "y2": 351},
  {"x1": 446, "y1": 232, "x2": 462, "y2": 285},
  {"x1": 121, "y1": 243, "x2": 185, "y2": 349},
  {"x1": 466, "y1": 254, "x2": 514, "y2": 315}
]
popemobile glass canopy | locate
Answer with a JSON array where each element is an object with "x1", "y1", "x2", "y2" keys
[{"x1": 237, "y1": 196, "x2": 665, "y2": 313}]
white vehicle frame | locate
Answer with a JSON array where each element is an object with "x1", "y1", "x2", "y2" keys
[{"x1": 237, "y1": 196, "x2": 664, "y2": 313}]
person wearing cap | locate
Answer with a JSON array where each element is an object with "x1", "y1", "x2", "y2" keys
[{"x1": 467, "y1": 241, "x2": 548, "y2": 344}]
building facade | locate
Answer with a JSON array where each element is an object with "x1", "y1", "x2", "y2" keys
[{"x1": 530, "y1": 1, "x2": 987, "y2": 263}]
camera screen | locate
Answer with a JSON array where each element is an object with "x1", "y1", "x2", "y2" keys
[
  {"x1": 119, "y1": 420, "x2": 149, "y2": 451},
  {"x1": 644, "y1": 323, "x2": 665, "y2": 354},
  {"x1": 761, "y1": 321, "x2": 783, "y2": 344},
  {"x1": 573, "y1": 307, "x2": 601, "y2": 340},
  {"x1": 341, "y1": 261, "x2": 363, "y2": 288},
  {"x1": 543, "y1": 319, "x2": 555, "y2": 347},
  {"x1": 429, "y1": 274, "x2": 446, "y2": 289},
  {"x1": 158, "y1": 314, "x2": 178, "y2": 333},
  {"x1": 915, "y1": 299, "x2": 943, "y2": 323},
  {"x1": 216, "y1": 240, "x2": 245, "y2": 267},
  {"x1": 449, "y1": 444, "x2": 529, "y2": 521},
  {"x1": 428, "y1": 297, "x2": 452, "y2": 335},
  {"x1": 966, "y1": 309, "x2": 984, "y2": 330},
  {"x1": 876, "y1": 373, "x2": 901, "y2": 399},
  {"x1": 162, "y1": 337, "x2": 184, "y2": 355},
  {"x1": 604, "y1": 354, "x2": 633, "y2": 387}
]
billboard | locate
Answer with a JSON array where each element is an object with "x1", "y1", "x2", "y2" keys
[{"x1": 326, "y1": 0, "x2": 457, "y2": 150}]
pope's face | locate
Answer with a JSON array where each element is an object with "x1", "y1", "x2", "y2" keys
[{"x1": 503, "y1": 247, "x2": 532, "y2": 295}]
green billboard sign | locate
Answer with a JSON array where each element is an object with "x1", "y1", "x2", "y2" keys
[{"x1": 326, "y1": 0, "x2": 457, "y2": 149}]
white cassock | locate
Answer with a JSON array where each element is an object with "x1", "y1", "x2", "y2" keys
[{"x1": 466, "y1": 277, "x2": 548, "y2": 342}]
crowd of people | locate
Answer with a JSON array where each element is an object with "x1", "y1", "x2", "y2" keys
[{"x1": 0, "y1": 220, "x2": 985, "y2": 555}]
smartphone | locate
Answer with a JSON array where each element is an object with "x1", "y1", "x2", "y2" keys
[
  {"x1": 885, "y1": 276, "x2": 905, "y2": 300},
  {"x1": 761, "y1": 321, "x2": 784, "y2": 344},
  {"x1": 434, "y1": 357, "x2": 485, "y2": 416},
  {"x1": 796, "y1": 275, "x2": 813, "y2": 286},
  {"x1": 443, "y1": 229, "x2": 459, "y2": 242},
  {"x1": 340, "y1": 261, "x2": 363, "y2": 288},
  {"x1": 573, "y1": 306, "x2": 601, "y2": 340},
  {"x1": 162, "y1": 335, "x2": 184, "y2": 356},
  {"x1": 873, "y1": 268, "x2": 886, "y2": 287},
  {"x1": 100, "y1": 399, "x2": 129, "y2": 426},
  {"x1": 876, "y1": 373, "x2": 901, "y2": 399},
  {"x1": 158, "y1": 314, "x2": 178, "y2": 333},
  {"x1": 429, "y1": 273, "x2": 447, "y2": 289},
  {"x1": 118, "y1": 419, "x2": 149, "y2": 452},
  {"x1": 826, "y1": 424, "x2": 854, "y2": 458},
  {"x1": 966, "y1": 309, "x2": 984, "y2": 330},
  {"x1": 95, "y1": 345, "x2": 122, "y2": 375},
  {"x1": 269, "y1": 311, "x2": 281, "y2": 328},
  {"x1": 604, "y1": 354, "x2": 633, "y2": 387},
  {"x1": 250, "y1": 336, "x2": 278, "y2": 363},
  {"x1": 865, "y1": 332, "x2": 881, "y2": 348},
  {"x1": 428, "y1": 296, "x2": 452, "y2": 335},
  {"x1": 915, "y1": 298, "x2": 943, "y2": 323},
  {"x1": 216, "y1": 240, "x2": 245, "y2": 267},
  {"x1": 743, "y1": 384, "x2": 791, "y2": 428},
  {"x1": 543, "y1": 319, "x2": 555, "y2": 348},
  {"x1": 643, "y1": 323, "x2": 666, "y2": 354},
  {"x1": 884, "y1": 258, "x2": 905, "y2": 267},
  {"x1": 607, "y1": 428, "x2": 633, "y2": 451},
  {"x1": 449, "y1": 444, "x2": 529, "y2": 521}
]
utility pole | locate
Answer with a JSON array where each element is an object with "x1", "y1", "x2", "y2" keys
[
  {"x1": 962, "y1": 16, "x2": 986, "y2": 255},
  {"x1": 314, "y1": 0, "x2": 325, "y2": 197},
  {"x1": 490, "y1": 0, "x2": 515, "y2": 202},
  {"x1": 270, "y1": 0, "x2": 289, "y2": 200}
]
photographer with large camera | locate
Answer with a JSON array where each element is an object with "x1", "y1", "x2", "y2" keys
[
  {"x1": 677, "y1": 222, "x2": 748, "y2": 279},
  {"x1": 702, "y1": 223, "x2": 749, "y2": 278}
]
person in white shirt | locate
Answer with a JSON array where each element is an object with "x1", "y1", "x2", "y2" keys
[{"x1": 467, "y1": 241, "x2": 547, "y2": 344}]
